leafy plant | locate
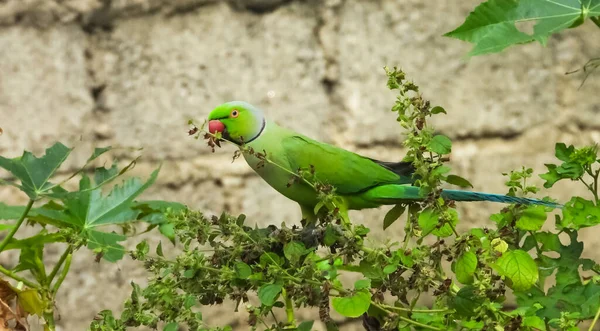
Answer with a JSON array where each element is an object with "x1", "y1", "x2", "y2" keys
[
  {"x1": 446, "y1": 0, "x2": 600, "y2": 57},
  {"x1": 0, "y1": 144, "x2": 182, "y2": 330},
  {"x1": 87, "y1": 68, "x2": 600, "y2": 331}
]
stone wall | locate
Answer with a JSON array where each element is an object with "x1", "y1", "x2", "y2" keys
[{"x1": 1, "y1": 0, "x2": 599, "y2": 330}]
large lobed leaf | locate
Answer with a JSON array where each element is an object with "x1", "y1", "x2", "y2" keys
[
  {"x1": 446, "y1": 0, "x2": 600, "y2": 56},
  {"x1": 0, "y1": 142, "x2": 72, "y2": 199}
]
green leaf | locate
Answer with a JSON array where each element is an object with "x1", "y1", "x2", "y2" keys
[
  {"x1": 431, "y1": 106, "x2": 447, "y2": 114},
  {"x1": 419, "y1": 208, "x2": 457, "y2": 238},
  {"x1": 17, "y1": 289, "x2": 45, "y2": 316},
  {"x1": 555, "y1": 143, "x2": 575, "y2": 162},
  {"x1": 88, "y1": 146, "x2": 112, "y2": 162},
  {"x1": 84, "y1": 168, "x2": 160, "y2": 227},
  {"x1": 234, "y1": 262, "x2": 252, "y2": 279},
  {"x1": 560, "y1": 197, "x2": 600, "y2": 229},
  {"x1": 383, "y1": 264, "x2": 398, "y2": 274},
  {"x1": 332, "y1": 290, "x2": 371, "y2": 318},
  {"x1": 418, "y1": 208, "x2": 440, "y2": 236},
  {"x1": 258, "y1": 284, "x2": 283, "y2": 306},
  {"x1": 156, "y1": 241, "x2": 164, "y2": 257},
  {"x1": 260, "y1": 252, "x2": 284, "y2": 267},
  {"x1": 86, "y1": 230, "x2": 127, "y2": 262},
  {"x1": 461, "y1": 320, "x2": 484, "y2": 330},
  {"x1": 283, "y1": 241, "x2": 308, "y2": 264},
  {"x1": 383, "y1": 204, "x2": 406, "y2": 230},
  {"x1": 495, "y1": 249, "x2": 538, "y2": 291},
  {"x1": 428, "y1": 135, "x2": 452, "y2": 154},
  {"x1": 0, "y1": 142, "x2": 71, "y2": 199},
  {"x1": 515, "y1": 205, "x2": 547, "y2": 231},
  {"x1": 451, "y1": 286, "x2": 484, "y2": 317},
  {"x1": 163, "y1": 322, "x2": 178, "y2": 331},
  {"x1": 540, "y1": 164, "x2": 562, "y2": 188},
  {"x1": 455, "y1": 251, "x2": 477, "y2": 285},
  {"x1": 445, "y1": 175, "x2": 473, "y2": 188},
  {"x1": 354, "y1": 279, "x2": 371, "y2": 290},
  {"x1": 445, "y1": 0, "x2": 600, "y2": 56},
  {"x1": 523, "y1": 315, "x2": 547, "y2": 330},
  {"x1": 0, "y1": 203, "x2": 29, "y2": 220},
  {"x1": 297, "y1": 321, "x2": 314, "y2": 331},
  {"x1": 93, "y1": 163, "x2": 119, "y2": 187},
  {"x1": 159, "y1": 223, "x2": 176, "y2": 244}
]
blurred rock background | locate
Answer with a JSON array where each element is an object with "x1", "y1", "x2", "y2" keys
[{"x1": 0, "y1": 0, "x2": 599, "y2": 329}]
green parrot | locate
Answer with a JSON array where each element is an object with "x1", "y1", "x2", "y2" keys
[{"x1": 207, "y1": 101, "x2": 559, "y2": 222}]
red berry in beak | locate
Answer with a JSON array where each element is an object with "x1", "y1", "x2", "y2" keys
[{"x1": 208, "y1": 120, "x2": 225, "y2": 134}]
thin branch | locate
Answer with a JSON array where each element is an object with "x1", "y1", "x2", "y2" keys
[
  {"x1": 51, "y1": 252, "x2": 72, "y2": 294},
  {"x1": 0, "y1": 265, "x2": 39, "y2": 289},
  {"x1": 0, "y1": 199, "x2": 34, "y2": 252}
]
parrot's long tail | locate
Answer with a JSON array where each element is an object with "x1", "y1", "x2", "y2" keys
[
  {"x1": 363, "y1": 185, "x2": 562, "y2": 209},
  {"x1": 441, "y1": 189, "x2": 562, "y2": 209}
]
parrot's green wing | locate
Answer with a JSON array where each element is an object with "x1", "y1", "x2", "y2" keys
[{"x1": 281, "y1": 135, "x2": 414, "y2": 195}]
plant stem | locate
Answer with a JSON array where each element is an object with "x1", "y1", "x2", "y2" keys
[
  {"x1": 589, "y1": 304, "x2": 600, "y2": 331},
  {"x1": 43, "y1": 308, "x2": 56, "y2": 331},
  {"x1": 48, "y1": 247, "x2": 73, "y2": 285},
  {"x1": 0, "y1": 199, "x2": 34, "y2": 252},
  {"x1": 281, "y1": 288, "x2": 296, "y2": 327},
  {"x1": 0, "y1": 264, "x2": 39, "y2": 289},
  {"x1": 372, "y1": 302, "x2": 442, "y2": 331},
  {"x1": 51, "y1": 252, "x2": 72, "y2": 294},
  {"x1": 379, "y1": 304, "x2": 451, "y2": 313}
]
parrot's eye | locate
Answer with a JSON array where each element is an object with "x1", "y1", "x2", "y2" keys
[{"x1": 231, "y1": 109, "x2": 239, "y2": 118}]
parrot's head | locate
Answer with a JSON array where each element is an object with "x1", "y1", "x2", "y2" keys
[{"x1": 207, "y1": 101, "x2": 266, "y2": 144}]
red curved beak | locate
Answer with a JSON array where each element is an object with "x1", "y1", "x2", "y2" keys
[{"x1": 208, "y1": 120, "x2": 225, "y2": 134}]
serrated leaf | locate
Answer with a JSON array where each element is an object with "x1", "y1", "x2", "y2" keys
[
  {"x1": 495, "y1": 249, "x2": 538, "y2": 292},
  {"x1": 260, "y1": 252, "x2": 283, "y2": 267},
  {"x1": 85, "y1": 168, "x2": 160, "y2": 227},
  {"x1": 93, "y1": 163, "x2": 119, "y2": 187},
  {"x1": 455, "y1": 251, "x2": 477, "y2": 284},
  {"x1": 0, "y1": 142, "x2": 72, "y2": 199},
  {"x1": 451, "y1": 286, "x2": 484, "y2": 317},
  {"x1": 258, "y1": 284, "x2": 282, "y2": 306},
  {"x1": 163, "y1": 322, "x2": 178, "y2": 331},
  {"x1": 516, "y1": 205, "x2": 547, "y2": 231},
  {"x1": 383, "y1": 204, "x2": 406, "y2": 230},
  {"x1": 428, "y1": 135, "x2": 452, "y2": 155},
  {"x1": 418, "y1": 208, "x2": 440, "y2": 236},
  {"x1": 445, "y1": 0, "x2": 600, "y2": 56},
  {"x1": 86, "y1": 230, "x2": 127, "y2": 262},
  {"x1": 234, "y1": 262, "x2": 252, "y2": 279},
  {"x1": 445, "y1": 175, "x2": 473, "y2": 188},
  {"x1": 332, "y1": 290, "x2": 371, "y2": 318},
  {"x1": 283, "y1": 241, "x2": 308, "y2": 264}
]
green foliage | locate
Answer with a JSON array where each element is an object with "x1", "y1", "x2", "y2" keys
[
  {"x1": 3, "y1": 68, "x2": 600, "y2": 331},
  {"x1": 0, "y1": 144, "x2": 176, "y2": 330},
  {"x1": 446, "y1": 0, "x2": 600, "y2": 56},
  {"x1": 88, "y1": 68, "x2": 600, "y2": 331}
]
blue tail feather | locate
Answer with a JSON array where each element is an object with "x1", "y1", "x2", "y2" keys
[{"x1": 441, "y1": 189, "x2": 562, "y2": 209}]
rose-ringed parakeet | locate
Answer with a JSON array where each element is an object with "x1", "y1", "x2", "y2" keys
[{"x1": 207, "y1": 101, "x2": 559, "y2": 223}]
